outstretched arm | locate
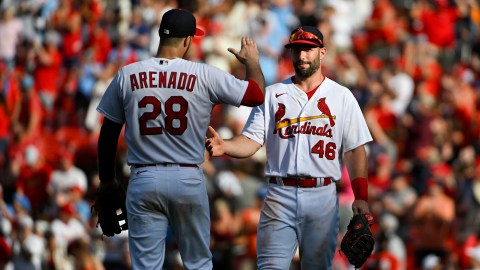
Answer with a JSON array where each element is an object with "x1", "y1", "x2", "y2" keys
[
  {"x1": 205, "y1": 126, "x2": 262, "y2": 158},
  {"x1": 344, "y1": 145, "x2": 370, "y2": 215},
  {"x1": 228, "y1": 36, "x2": 266, "y2": 105}
]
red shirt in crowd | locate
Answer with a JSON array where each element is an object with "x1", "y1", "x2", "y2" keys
[
  {"x1": 0, "y1": 70, "x2": 20, "y2": 138},
  {"x1": 34, "y1": 47, "x2": 63, "y2": 97},
  {"x1": 366, "y1": 0, "x2": 398, "y2": 45},
  {"x1": 0, "y1": 236, "x2": 11, "y2": 267},
  {"x1": 17, "y1": 162, "x2": 53, "y2": 213},
  {"x1": 418, "y1": 5, "x2": 459, "y2": 48},
  {"x1": 12, "y1": 88, "x2": 44, "y2": 144},
  {"x1": 87, "y1": 25, "x2": 111, "y2": 64},
  {"x1": 62, "y1": 28, "x2": 83, "y2": 60}
]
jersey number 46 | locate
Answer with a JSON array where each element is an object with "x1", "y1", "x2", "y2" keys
[{"x1": 311, "y1": 140, "x2": 336, "y2": 160}]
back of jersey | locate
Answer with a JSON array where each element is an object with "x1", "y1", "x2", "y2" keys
[{"x1": 97, "y1": 58, "x2": 248, "y2": 165}]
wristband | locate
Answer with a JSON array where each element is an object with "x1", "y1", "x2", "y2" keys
[{"x1": 351, "y1": 177, "x2": 368, "y2": 201}]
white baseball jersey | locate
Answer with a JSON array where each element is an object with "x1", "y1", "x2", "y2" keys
[
  {"x1": 242, "y1": 77, "x2": 372, "y2": 180},
  {"x1": 97, "y1": 58, "x2": 248, "y2": 165}
]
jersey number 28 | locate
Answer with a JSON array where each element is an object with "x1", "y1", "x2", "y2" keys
[{"x1": 138, "y1": 96, "x2": 188, "y2": 136}]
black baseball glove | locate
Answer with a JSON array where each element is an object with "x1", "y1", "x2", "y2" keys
[
  {"x1": 91, "y1": 181, "x2": 128, "y2": 237},
  {"x1": 340, "y1": 213, "x2": 375, "y2": 269}
]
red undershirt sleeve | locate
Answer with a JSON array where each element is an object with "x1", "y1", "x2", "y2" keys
[
  {"x1": 240, "y1": 80, "x2": 264, "y2": 107},
  {"x1": 351, "y1": 177, "x2": 368, "y2": 201}
]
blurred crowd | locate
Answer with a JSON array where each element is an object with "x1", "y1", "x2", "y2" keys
[{"x1": 0, "y1": 0, "x2": 479, "y2": 269}]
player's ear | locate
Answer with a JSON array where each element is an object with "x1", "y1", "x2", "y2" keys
[
  {"x1": 319, "y1": 46, "x2": 327, "y2": 59},
  {"x1": 183, "y1": 36, "x2": 192, "y2": 48}
]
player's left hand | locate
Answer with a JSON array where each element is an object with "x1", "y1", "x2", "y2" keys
[
  {"x1": 205, "y1": 126, "x2": 225, "y2": 157},
  {"x1": 228, "y1": 36, "x2": 259, "y2": 65},
  {"x1": 352, "y1": 199, "x2": 369, "y2": 215}
]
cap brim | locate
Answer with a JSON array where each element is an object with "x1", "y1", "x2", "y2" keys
[
  {"x1": 195, "y1": 27, "x2": 205, "y2": 37},
  {"x1": 285, "y1": 40, "x2": 322, "y2": 48}
]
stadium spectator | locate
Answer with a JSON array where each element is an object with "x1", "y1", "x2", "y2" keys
[
  {"x1": 11, "y1": 215, "x2": 45, "y2": 270},
  {"x1": 68, "y1": 238, "x2": 105, "y2": 270},
  {"x1": 50, "y1": 202, "x2": 87, "y2": 253},
  {"x1": 15, "y1": 145, "x2": 52, "y2": 219},
  {"x1": 32, "y1": 30, "x2": 62, "y2": 127},
  {"x1": 382, "y1": 172, "x2": 418, "y2": 241},
  {"x1": 42, "y1": 229, "x2": 73, "y2": 269},
  {"x1": 0, "y1": 216, "x2": 12, "y2": 269},
  {"x1": 0, "y1": 6, "x2": 23, "y2": 69},
  {"x1": 412, "y1": 179, "x2": 455, "y2": 268},
  {"x1": 0, "y1": 61, "x2": 20, "y2": 170},
  {"x1": 47, "y1": 149, "x2": 88, "y2": 211}
]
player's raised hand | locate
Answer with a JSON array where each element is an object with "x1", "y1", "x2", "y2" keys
[
  {"x1": 205, "y1": 126, "x2": 225, "y2": 157},
  {"x1": 228, "y1": 36, "x2": 260, "y2": 65}
]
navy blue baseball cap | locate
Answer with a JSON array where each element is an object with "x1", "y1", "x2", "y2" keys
[
  {"x1": 159, "y1": 9, "x2": 205, "y2": 38},
  {"x1": 285, "y1": 26, "x2": 324, "y2": 48}
]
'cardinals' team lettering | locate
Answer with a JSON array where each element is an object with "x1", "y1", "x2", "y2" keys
[{"x1": 276, "y1": 122, "x2": 333, "y2": 138}]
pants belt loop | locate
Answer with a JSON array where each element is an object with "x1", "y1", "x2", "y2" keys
[{"x1": 276, "y1": 176, "x2": 283, "y2": 186}]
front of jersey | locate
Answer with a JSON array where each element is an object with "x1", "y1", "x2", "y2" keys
[
  {"x1": 97, "y1": 58, "x2": 248, "y2": 165},
  {"x1": 242, "y1": 77, "x2": 372, "y2": 180}
]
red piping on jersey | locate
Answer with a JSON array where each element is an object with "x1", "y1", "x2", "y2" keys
[
  {"x1": 306, "y1": 75, "x2": 326, "y2": 100},
  {"x1": 240, "y1": 80, "x2": 264, "y2": 106}
]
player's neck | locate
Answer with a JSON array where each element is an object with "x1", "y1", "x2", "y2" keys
[
  {"x1": 158, "y1": 56, "x2": 179, "y2": 60},
  {"x1": 293, "y1": 73, "x2": 325, "y2": 93},
  {"x1": 156, "y1": 47, "x2": 185, "y2": 60}
]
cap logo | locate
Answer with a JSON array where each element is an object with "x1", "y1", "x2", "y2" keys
[
  {"x1": 163, "y1": 29, "x2": 170, "y2": 34},
  {"x1": 289, "y1": 28, "x2": 323, "y2": 46}
]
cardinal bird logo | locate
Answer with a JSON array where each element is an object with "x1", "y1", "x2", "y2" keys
[
  {"x1": 317, "y1": 97, "x2": 335, "y2": 127},
  {"x1": 274, "y1": 103, "x2": 286, "y2": 133}
]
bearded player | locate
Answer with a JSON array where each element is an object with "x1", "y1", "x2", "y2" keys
[{"x1": 206, "y1": 26, "x2": 372, "y2": 269}]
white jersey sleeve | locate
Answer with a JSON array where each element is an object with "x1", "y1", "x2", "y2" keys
[
  {"x1": 240, "y1": 103, "x2": 266, "y2": 146},
  {"x1": 242, "y1": 77, "x2": 372, "y2": 180},
  {"x1": 97, "y1": 58, "x2": 249, "y2": 165},
  {"x1": 96, "y1": 72, "x2": 126, "y2": 124}
]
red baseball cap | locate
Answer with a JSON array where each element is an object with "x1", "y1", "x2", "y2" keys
[
  {"x1": 60, "y1": 203, "x2": 76, "y2": 215},
  {"x1": 159, "y1": 9, "x2": 205, "y2": 38},
  {"x1": 285, "y1": 26, "x2": 324, "y2": 48}
]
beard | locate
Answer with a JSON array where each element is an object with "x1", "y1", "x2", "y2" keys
[{"x1": 293, "y1": 58, "x2": 320, "y2": 78}]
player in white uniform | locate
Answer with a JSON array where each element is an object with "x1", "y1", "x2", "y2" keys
[
  {"x1": 206, "y1": 26, "x2": 372, "y2": 269},
  {"x1": 96, "y1": 9, "x2": 266, "y2": 270}
]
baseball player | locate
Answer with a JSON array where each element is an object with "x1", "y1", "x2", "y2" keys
[
  {"x1": 206, "y1": 26, "x2": 372, "y2": 269},
  {"x1": 96, "y1": 9, "x2": 265, "y2": 270}
]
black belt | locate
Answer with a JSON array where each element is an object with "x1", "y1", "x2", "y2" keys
[
  {"x1": 133, "y1": 163, "x2": 198, "y2": 168},
  {"x1": 269, "y1": 177, "x2": 332, "y2": 188}
]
